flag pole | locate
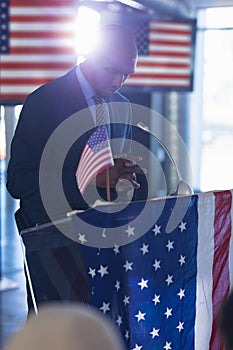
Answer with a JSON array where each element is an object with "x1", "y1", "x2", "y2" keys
[{"x1": 106, "y1": 168, "x2": 111, "y2": 201}]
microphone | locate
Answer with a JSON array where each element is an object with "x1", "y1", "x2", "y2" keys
[{"x1": 137, "y1": 122, "x2": 193, "y2": 196}]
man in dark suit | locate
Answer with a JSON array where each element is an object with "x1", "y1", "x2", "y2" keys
[{"x1": 7, "y1": 24, "x2": 143, "y2": 229}]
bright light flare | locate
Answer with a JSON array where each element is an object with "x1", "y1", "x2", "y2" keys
[{"x1": 75, "y1": 6, "x2": 101, "y2": 61}]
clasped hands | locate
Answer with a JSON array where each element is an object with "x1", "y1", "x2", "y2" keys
[{"x1": 96, "y1": 154, "x2": 146, "y2": 191}]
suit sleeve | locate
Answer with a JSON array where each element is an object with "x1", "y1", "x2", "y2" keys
[{"x1": 6, "y1": 93, "x2": 54, "y2": 199}]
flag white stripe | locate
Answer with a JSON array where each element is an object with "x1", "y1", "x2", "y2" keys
[
  {"x1": 79, "y1": 157, "x2": 113, "y2": 193},
  {"x1": 150, "y1": 33, "x2": 191, "y2": 42},
  {"x1": 1, "y1": 70, "x2": 68, "y2": 77},
  {"x1": 10, "y1": 39, "x2": 74, "y2": 47},
  {"x1": 195, "y1": 191, "x2": 215, "y2": 350},
  {"x1": 126, "y1": 78, "x2": 190, "y2": 86},
  {"x1": 149, "y1": 44, "x2": 191, "y2": 53},
  {"x1": 1, "y1": 54, "x2": 74, "y2": 62},
  {"x1": 10, "y1": 23, "x2": 74, "y2": 31},
  {"x1": 77, "y1": 147, "x2": 93, "y2": 177},
  {"x1": 1, "y1": 85, "x2": 48, "y2": 93},
  {"x1": 137, "y1": 56, "x2": 190, "y2": 64},
  {"x1": 151, "y1": 22, "x2": 192, "y2": 31},
  {"x1": 78, "y1": 150, "x2": 113, "y2": 192},
  {"x1": 135, "y1": 67, "x2": 190, "y2": 74},
  {"x1": 78, "y1": 149, "x2": 113, "y2": 187},
  {"x1": 10, "y1": 7, "x2": 73, "y2": 15}
]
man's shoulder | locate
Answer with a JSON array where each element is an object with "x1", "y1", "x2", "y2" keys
[{"x1": 27, "y1": 67, "x2": 78, "y2": 100}]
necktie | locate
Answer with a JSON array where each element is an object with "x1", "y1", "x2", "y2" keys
[{"x1": 93, "y1": 95, "x2": 108, "y2": 126}]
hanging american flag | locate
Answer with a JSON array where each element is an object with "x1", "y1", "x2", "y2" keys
[
  {"x1": 0, "y1": 0, "x2": 76, "y2": 104},
  {"x1": 76, "y1": 125, "x2": 114, "y2": 195},
  {"x1": 126, "y1": 19, "x2": 196, "y2": 91}
]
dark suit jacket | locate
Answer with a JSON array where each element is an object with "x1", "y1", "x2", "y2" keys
[{"x1": 7, "y1": 66, "x2": 132, "y2": 228}]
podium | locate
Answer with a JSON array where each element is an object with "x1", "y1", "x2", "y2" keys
[{"x1": 20, "y1": 190, "x2": 233, "y2": 350}]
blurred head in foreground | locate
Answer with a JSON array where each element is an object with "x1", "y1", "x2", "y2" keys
[
  {"x1": 5, "y1": 303, "x2": 126, "y2": 350},
  {"x1": 218, "y1": 290, "x2": 233, "y2": 350}
]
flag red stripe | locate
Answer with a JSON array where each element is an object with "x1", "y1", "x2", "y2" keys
[
  {"x1": 10, "y1": 0, "x2": 73, "y2": 6},
  {"x1": 149, "y1": 40, "x2": 191, "y2": 47},
  {"x1": 9, "y1": 46, "x2": 74, "y2": 54},
  {"x1": 137, "y1": 62, "x2": 190, "y2": 69},
  {"x1": 0, "y1": 78, "x2": 59, "y2": 85},
  {"x1": 148, "y1": 51, "x2": 190, "y2": 58},
  {"x1": 78, "y1": 148, "x2": 113, "y2": 191},
  {"x1": 130, "y1": 73, "x2": 190, "y2": 79},
  {"x1": 1, "y1": 62, "x2": 74, "y2": 70},
  {"x1": 10, "y1": 31, "x2": 74, "y2": 39},
  {"x1": 150, "y1": 28, "x2": 191, "y2": 35},
  {"x1": 210, "y1": 190, "x2": 232, "y2": 349},
  {"x1": 78, "y1": 148, "x2": 111, "y2": 187},
  {"x1": 126, "y1": 83, "x2": 190, "y2": 88},
  {"x1": 10, "y1": 15, "x2": 74, "y2": 22}
]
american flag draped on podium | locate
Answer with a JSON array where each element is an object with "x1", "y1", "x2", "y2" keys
[{"x1": 21, "y1": 190, "x2": 233, "y2": 350}]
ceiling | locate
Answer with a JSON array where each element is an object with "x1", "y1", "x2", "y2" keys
[
  {"x1": 114, "y1": 0, "x2": 233, "y2": 18},
  {"x1": 83, "y1": 0, "x2": 233, "y2": 19},
  {"x1": 187, "y1": 0, "x2": 233, "y2": 9}
]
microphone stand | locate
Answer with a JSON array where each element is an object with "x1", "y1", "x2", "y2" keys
[{"x1": 137, "y1": 122, "x2": 193, "y2": 196}]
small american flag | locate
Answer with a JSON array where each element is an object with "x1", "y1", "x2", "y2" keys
[
  {"x1": 126, "y1": 19, "x2": 196, "y2": 90},
  {"x1": 0, "y1": 0, "x2": 76, "y2": 104},
  {"x1": 76, "y1": 125, "x2": 114, "y2": 195}
]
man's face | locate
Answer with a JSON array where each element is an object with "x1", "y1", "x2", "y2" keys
[{"x1": 87, "y1": 53, "x2": 137, "y2": 98}]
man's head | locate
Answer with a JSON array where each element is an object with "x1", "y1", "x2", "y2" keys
[
  {"x1": 6, "y1": 303, "x2": 126, "y2": 350},
  {"x1": 82, "y1": 24, "x2": 138, "y2": 98}
]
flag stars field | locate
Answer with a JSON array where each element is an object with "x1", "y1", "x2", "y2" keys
[
  {"x1": 150, "y1": 327, "x2": 160, "y2": 338},
  {"x1": 123, "y1": 260, "x2": 133, "y2": 271},
  {"x1": 126, "y1": 225, "x2": 135, "y2": 237},
  {"x1": 138, "y1": 278, "x2": 149, "y2": 290},
  {"x1": 153, "y1": 259, "x2": 161, "y2": 271},
  {"x1": 123, "y1": 295, "x2": 130, "y2": 305},
  {"x1": 77, "y1": 233, "x2": 87, "y2": 244},
  {"x1": 114, "y1": 280, "x2": 121, "y2": 291},
  {"x1": 97, "y1": 265, "x2": 108, "y2": 277},
  {"x1": 166, "y1": 240, "x2": 174, "y2": 251},
  {"x1": 99, "y1": 302, "x2": 110, "y2": 314},
  {"x1": 132, "y1": 344, "x2": 142, "y2": 350},
  {"x1": 140, "y1": 243, "x2": 149, "y2": 255},
  {"x1": 178, "y1": 254, "x2": 186, "y2": 266},
  {"x1": 164, "y1": 341, "x2": 172, "y2": 350},
  {"x1": 179, "y1": 221, "x2": 187, "y2": 232},
  {"x1": 152, "y1": 294, "x2": 161, "y2": 305},
  {"x1": 177, "y1": 288, "x2": 185, "y2": 299},
  {"x1": 153, "y1": 224, "x2": 161, "y2": 236},
  {"x1": 164, "y1": 307, "x2": 173, "y2": 318},
  {"x1": 88, "y1": 267, "x2": 96, "y2": 278},
  {"x1": 135, "y1": 310, "x2": 146, "y2": 321},
  {"x1": 177, "y1": 321, "x2": 184, "y2": 332},
  {"x1": 116, "y1": 315, "x2": 123, "y2": 326},
  {"x1": 165, "y1": 274, "x2": 173, "y2": 286},
  {"x1": 113, "y1": 244, "x2": 120, "y2": 254}
]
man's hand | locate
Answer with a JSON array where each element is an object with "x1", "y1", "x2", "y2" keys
[{"x1": 96, "y1": 156, "x2": 146, "y2": 189}]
